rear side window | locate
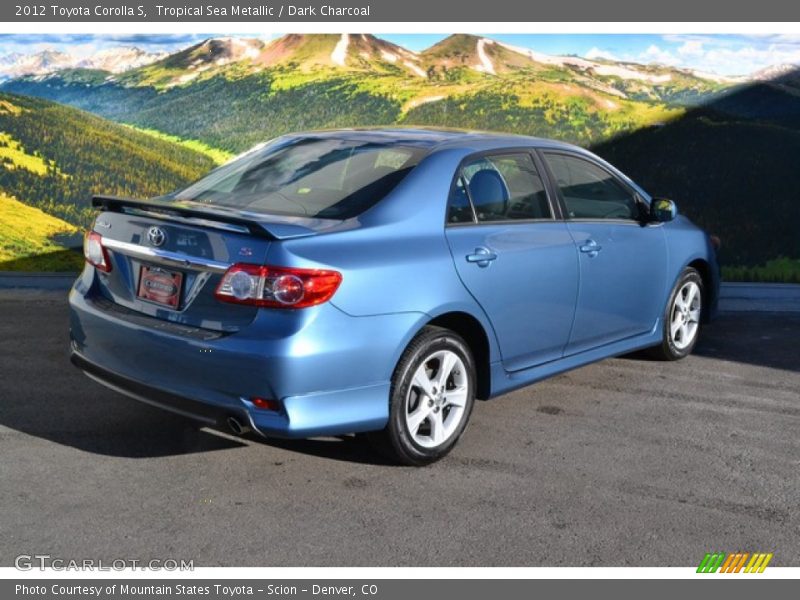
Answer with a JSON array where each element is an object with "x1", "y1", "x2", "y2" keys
[
  {"x1": 543, "y1": 152, "x2": 638, "y2": 220},
  {"x1": 448, "y1": 152, "x2": 551, "y2": 224},
  {"x1": 171, "y1": 137, "x2": 428, "y2": 219}
]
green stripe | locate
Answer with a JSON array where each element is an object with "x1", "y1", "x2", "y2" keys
[
  {"x1": 708, "y1": 553, "x2": 727, "y2": 573},
  {"x1": 697, "y1": 553, "x2": 712, "y2": 573}
]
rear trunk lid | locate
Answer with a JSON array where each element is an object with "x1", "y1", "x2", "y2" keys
[{"x1": 89, "y1": 196, "x2": 335, "y2": 332}]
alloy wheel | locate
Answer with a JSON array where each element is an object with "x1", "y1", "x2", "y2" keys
[
  {"x1": 670, "y1": 280, "x2": 702, "y2": 350},
  {"x1": 404, "y1": 350, "x2": 469, "y2": 448}
]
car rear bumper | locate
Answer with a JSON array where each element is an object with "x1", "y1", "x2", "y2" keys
[
  {"x1": 69, "y1": 284, "x2": 422, "y2": 438},
  {"x1": 70, "y1": 350, "x2": 390, "y2": 438}
]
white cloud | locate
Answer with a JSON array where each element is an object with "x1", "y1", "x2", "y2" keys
[
  {"x1": 585, "y1": 47, "x2": 619, "y2": 61},
  {"x1": 678, "y1": 41, "x2": 704, "y2": 56},
  {"x1": 698, "y1": 45, "x2": 800, "y2": 75},
  {"x1": 641, "y1": 44, "x2": 680, "y2": 66},
  {"x1": 575, "y1": 35, "x2": 800, "y2": 75},
  {"x1": 660, "y1": 34, "x2": 800, "y2": 75}
]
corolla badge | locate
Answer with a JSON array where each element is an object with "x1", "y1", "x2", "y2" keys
[{"x1": 147, "y1": 226, "x2": 167, "y2": 247}]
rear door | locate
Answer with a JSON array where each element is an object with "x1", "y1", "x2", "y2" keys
[
  {"x1": 540, "y1": 151, "x2": 668, "y2": 354},
  {"x1": 445, "y1": 151, "x2": 579, "y2": 372}
]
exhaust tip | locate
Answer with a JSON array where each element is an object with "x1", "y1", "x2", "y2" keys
[{"x1": 226, "y1": 416, "x2": 251, "y2": 436}]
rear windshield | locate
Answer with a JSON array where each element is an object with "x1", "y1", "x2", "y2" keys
[{"x1": 169, "y1": 137, "x2": 428, "y2": 219}]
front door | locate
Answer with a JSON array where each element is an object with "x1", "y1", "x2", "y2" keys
[{"x1": 540, "y1": 151, "x2": 668, "y2": 355}]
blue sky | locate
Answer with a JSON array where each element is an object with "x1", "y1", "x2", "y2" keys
[{"x1": 1, "y1": 33, "x2": 799, "y2": 75}]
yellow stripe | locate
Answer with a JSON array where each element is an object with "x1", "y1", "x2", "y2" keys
[
  {"x1": 758, "y1": 554, "x2": 773, "y2": 573},
  {"x1": 748, "y1": 554, "x2": 766, "y2": 573},
  {"x1": 744, "y1": 554, "x2": 759, "y2": 573},
  {"x1": 734, "y1": 553, "x2": 749, "y2": 573}
]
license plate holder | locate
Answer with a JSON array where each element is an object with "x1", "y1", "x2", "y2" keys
[{"x1": 137, "y1": 265, "x2": 183, "y2": 309}]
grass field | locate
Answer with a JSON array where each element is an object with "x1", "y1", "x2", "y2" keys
[
  {"x1": 0, "y1": 193, "x2": 83, "y2": 271},
  {"x1": 722, "y1": 258, "x2": 800, "y2": 284},
  {"x1": 0, "y1": 132, "x2": 66, "y2": 177},
  {"x1": 122, "y1": 125, "x2": 234, "y2": 165}
]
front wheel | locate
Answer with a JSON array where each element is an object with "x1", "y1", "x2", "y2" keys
[
  {"x1": 369, "y1": 326, "x2": 476, "y2": 466},
  {"x1": 648, "y1": 267, "x2": 704, "y2": 360}
]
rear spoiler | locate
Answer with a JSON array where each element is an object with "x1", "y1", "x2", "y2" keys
[{"x1": 92, "y1": 195, "x2": 318, "y2": 240}]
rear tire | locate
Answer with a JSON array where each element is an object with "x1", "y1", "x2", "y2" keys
[
  {"x1": 648, "y1": 267, "x2": 704, "y2": 361},
  {"x1": 368, "y1": 326, "x2": 476, "y2": 466}
]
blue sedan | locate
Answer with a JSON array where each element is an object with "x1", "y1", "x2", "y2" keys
[{"x1": 70, "y1": 129, "x2": 719, "y2": 465}]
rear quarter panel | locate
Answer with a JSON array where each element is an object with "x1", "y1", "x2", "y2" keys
[{"x1": 264, "y1": 148, "x2": 503, "y2": 363}]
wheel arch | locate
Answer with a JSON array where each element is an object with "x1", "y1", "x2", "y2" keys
[
  {"x1": 686, "y1": 258, "x2": 715, "y2": 323},
  {"x1": 425, "y1": 311, "x2": 493, "y2": 400}
]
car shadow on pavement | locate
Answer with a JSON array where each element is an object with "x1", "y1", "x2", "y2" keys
[
  {"x1": 244, "y1": 434, "x2": 398, "y2": 466},
  {"x1": 0, "y1": 297, "x2": 244, "y2": 458},
  {"x1": 0, "y1": 291, "x2": 398, "y2": 464},
  {"x1": 626, "y1": 313, "x2": 800, "y2": 373},
  {"x1": 2, "y1": 293, "x2": 796, "y2": 462},
  {"x1": 693, "y1": 314, "x2": 800, "y2": 373},
  {"x1": 0, "y1": 385, "x2": 250, "y2": 458},
  {"x1": 3, "y1": 367, "x2": 394, "y2": 462}
]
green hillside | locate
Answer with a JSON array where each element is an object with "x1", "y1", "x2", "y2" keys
[
  {"x1": 0, "y1": 92, "x2": 216, "y2": 229},
  {"x1": 2, "y1": 69, "x2": 681, "y2": 153},
  {"x1": 0, "y1": 193, "x2": 83, "y2": 271},
  {"x1": 593, "y1": 104, "x2": 800, "y2": 271},
  {"x1": 1, "y1": 34, "x2": 699, "y2": 154}
]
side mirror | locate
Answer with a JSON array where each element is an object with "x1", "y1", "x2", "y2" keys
[{"x1": 650, "y1": 197, "x2": 677, "y2": 222}]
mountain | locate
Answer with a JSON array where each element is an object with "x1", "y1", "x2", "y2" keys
[
  {"x1": 749, "y1": 63, "x2": 799, "y2": 81},
  {"x1": 117, "y1": 37, "x2": 265, "y2": 87},
  {"x1": 0, "y1": 46, "x2": 165, "y2": 80},
  {"x1": 2, "y1": 50, "x2": 74, "y2": 79},
  {"x1": 0, "y1": 53, "x2": 23, "y2": 67},
  {"x1": 118, "y1": 34, "x2": 427, "y2": 88},
  {"x1": 0, "y1": 91, "x2": 216, "y2": 232},
  {"x1": 269, "y1": 33, "x2": 427, "y2": 76},
  {"x1": 593, "y1": 68, "x2": 800, "y2": 269},
  {"x1": 1, "y1": 33, "x2": 711, "y2": 152},
  {"x1": 77, "y1": 46, "x2": 167, "y2": 73},
  {"x1": 3, "y1": 34, "x2": 788, "y2": 157}
]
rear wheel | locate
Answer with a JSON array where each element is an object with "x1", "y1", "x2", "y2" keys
[
  {"x1": 369, "y1": 326, "x2": 476, "y2": 466},
  {"x1": 649, "y1": 267, "x2": 704, "y2": 360}
]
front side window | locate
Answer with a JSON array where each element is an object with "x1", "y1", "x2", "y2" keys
[
  {"x1": 170, "y1": 137, "x2": 428, "y2": 219},
  {"x1": 447, "y1": 152, "x2": 551, "y2": 224},
  {"x1": 543, "y1": 152, "x2": 639, "y2": 221}
]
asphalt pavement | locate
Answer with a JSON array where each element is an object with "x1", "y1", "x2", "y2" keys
[{"x1": 0, "y1": 289, "x2": 798, "y2": 567}]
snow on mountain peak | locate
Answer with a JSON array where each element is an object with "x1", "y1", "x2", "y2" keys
[
  {"x1": 0, "y1": 46, "x2": 165, "y2": 78},
  {"x1": 331, "y1": 34, "x2": 350, "y2": 66}
]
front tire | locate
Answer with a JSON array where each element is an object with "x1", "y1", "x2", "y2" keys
[
  {"x1": 648, "y1": 267, "x2": 704, "y2": 360},
  {"x1": 369, "y1": 326, "x2": 476, "y2": 466}
]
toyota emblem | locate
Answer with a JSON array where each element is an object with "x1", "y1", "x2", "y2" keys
[{"x1": 147, "y1": 226, "x2": 166, "y2": 247}]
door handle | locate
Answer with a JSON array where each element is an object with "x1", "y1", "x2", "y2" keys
[
  {"x1": 579, "y1": 239, "x2": 602, "y2": 257},
  {"x1": 466, "y1": 247, "x2": 498, "y2": 268}
]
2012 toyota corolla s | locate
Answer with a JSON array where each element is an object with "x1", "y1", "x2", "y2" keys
[{"x1": 69, "y1": 128, "x2": 719, "y2": 465}]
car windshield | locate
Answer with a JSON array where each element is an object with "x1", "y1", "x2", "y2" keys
[{"x1": 169, "y1": 137, "x2": 428, "y2": 219}]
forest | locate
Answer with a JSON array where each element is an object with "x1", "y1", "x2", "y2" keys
[{"x1": 0, "y1": 92, "x2": 215, "y2": 228}]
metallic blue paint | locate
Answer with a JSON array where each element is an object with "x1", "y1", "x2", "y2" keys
[{"x1": 69, "y1": 129, "x2": 719, "y2": 439}]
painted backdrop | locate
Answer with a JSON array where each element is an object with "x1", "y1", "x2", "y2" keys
[{"x1": 0, "y1": 33, "x2": 799, "y2": 280}]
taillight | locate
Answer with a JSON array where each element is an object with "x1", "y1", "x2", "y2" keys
[
  {"x1": 83, "y1": 231, "x2": 111, "y2": 272},
  {"x1": 215, "y1": 263, "x2": 342, "y2": 309},
  {"x1": 251, "y1": 397, "x2": 281, "y2": 411}
]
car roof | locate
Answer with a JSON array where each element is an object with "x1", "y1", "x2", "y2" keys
[{"x1": 284, "y1": 127, "x2": 583, "y2": 154}]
